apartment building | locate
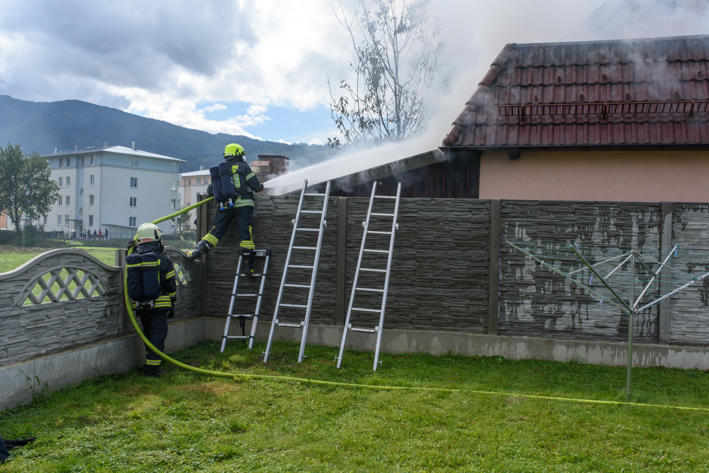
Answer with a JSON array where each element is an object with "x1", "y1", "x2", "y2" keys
[
  {"x1": 178, "y1": 168, "x2": 210, "y2": 230},
  {"x1": 43, "y1": 145, "x2": 185, "y2": 238}
]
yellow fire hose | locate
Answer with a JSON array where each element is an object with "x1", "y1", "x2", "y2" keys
[{"x1": 122, "y1": 197, "x2": 709, "y2": 412}]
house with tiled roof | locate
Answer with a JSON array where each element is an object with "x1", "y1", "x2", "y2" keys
[{"x1": 442, "y1": 34, "x2": 709, "y2": 202}]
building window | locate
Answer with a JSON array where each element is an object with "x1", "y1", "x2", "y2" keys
[
  {"x1": 65, "y1": 215, "x2": 70, "y2": 227},
  {"x1": 129, "y1": 217, "x2": 137, "y2": 227},
  {"x1": 66, "y1": 196, "x2": 70, "y2": 206},
  {"x1": 66, "y1": 176, "x2": 71, "y2": 187},
  {"x1": 89, "y1": 215, "x2": 94, "y2": 226},
  {"x1": 197, "y1": 178, "x2": 201, "y2": 185},
  {"x1": 57, "y1": 215, "x2": 62, "y2": 225},
  {"x1": 130, "y1": 177, "x2": 138, "y2": 188},
  {"x1": 43, "y1": 215, "x2": 47, "y2": 225},
  {"x1": 58, "y1": 177, "x2": 63, "y2": 187},
  {"x1": 90, "y1": 155, "x2": 95, "y2": 165},
  {"x1": 171, "y1": 180, "x2": 177, "y2": 190},
  {"x1": 58, "y1": 158, "x2": 63, "y2": 168},
  {"x1": 131, "y1": 158, "x2": 139, "y2": 168},
  {"x1": 66, "y1": 158, "x2": 70, "y2": 167},
  {"x1": 171, "y1": 199, "x2": 178, "y2": 210},
  {"x1": 90, "y1": 174, "x2": 95, "y2": 186},
  {"x1": 58, "y1": 196, "x2": 63, "y2": 206},
  {"x1": 89, "y1": 195, "x2": 95, "y2": 206},
  {"x1": 80, "y1": 157, "x2": 85, "y2": 167},
  {"x1": 130, "y1": 197, "x2": 137, "y2": 207}
]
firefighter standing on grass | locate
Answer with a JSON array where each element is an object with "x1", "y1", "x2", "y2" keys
[
  {"x1": 129, "y1": 223, "x2": 176, "y2": 378},
  {"x1": 186, "y1": 143, "x2": 264, "y2": 275}
]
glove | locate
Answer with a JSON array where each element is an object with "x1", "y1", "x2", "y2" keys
[
  {"x1": 127, "y1": 239, "x2": 136, "y2": 250},
  {"x1": 207, "y1": 183, "x2": 214, "y2": 197},
  {"x1": 167, "y1": 309, "x2": 175, "y2": 320},
  {"x1": 255, "y1": 183, "x2": 264, "y2": 193}
]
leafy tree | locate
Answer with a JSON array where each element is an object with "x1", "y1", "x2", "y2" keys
[
  {"x1": 328, "y1": 0, "x2": 445, "y2": 147},
  {"x1": 0, "y1": 144, "x2": 60, "y2": 234},
  {"x1": 177, "y1": 205, "x2": 192, "y2": 232}
]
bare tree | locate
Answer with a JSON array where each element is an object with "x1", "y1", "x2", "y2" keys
[{"x1": 328, "y1": 0, "x2": 444, "y2": 148}]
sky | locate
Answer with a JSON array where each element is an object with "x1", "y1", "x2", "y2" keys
[{"x1": 0, "y1": 0, "x2": 707, "y2": 147}]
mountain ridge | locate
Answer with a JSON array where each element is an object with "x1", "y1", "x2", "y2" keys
[{"x1": 0, "y1": 95, "x2": 331, "y2": 171}]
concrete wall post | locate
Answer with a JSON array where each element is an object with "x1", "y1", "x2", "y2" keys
[
  {"x1": 487, "y1": 200, "x2": 500, "y2": 335},
  {"x1": 659, "y1": 201, "x2": 673, "y2": 344},
  {"x1": 335, "y1": 197, "x2": 348, "y2": 326},
  {"x1": 115, "y1": 249, "x2": 130, "y2": 334},
  {"x1": 197, "y1": 194, "x2": 209, "y2": 317}
]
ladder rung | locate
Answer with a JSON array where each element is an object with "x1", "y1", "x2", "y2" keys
[
  {"x1": 284, "y1": 284, "x2": 311, "y2": 289},
  {"x1": 304, "y1": 193, "x2": 326, "y2": 197},
  {"x1": 371, "y1": 213, "x2": 395, "y2": 217},
  {"x1": 374, "y1": 195, "x2": 397, "y2": 199},
  {"x1": 288, "y1": 265, "x2": 314, "y2": 269},
  {"x1": 361, "y1": 268, "x2": 386, "y2": 273},
  {"x1": 293, "y1": 246, "x2": 317, "y2": 250},
  {"x1": 224, "y1": 335, "x2": 250, "y2": 339},
  {"x1": 238, "y1": 273, "x2": 264, "y2": 277},
  {"x1": 235, "y1": 294, "x2": 259, "y2": 297},
  {"x1": 227, "y1": 314, "x2": 255, "y2": 318},
  {"x1": 277, "y1": 322, "x2": 304, "y2": 328},
  {"x1": 350, "y1": 327, "x2": 378, "y2": 333},
  {"x1": 356, "y1": 287, "x2": 384, "y2": 293},
  {"x1": 301, "y1": 210, "x2": 323, "y2": 214},
  {"x1": 364, "y1": 249, "x2": 389, "y2": 254},
  {"x1": 279, "y1": 303, "x2": 308, "y2": 308},
  {"x1": 352, "y1": 307, "x2": 381, "y2": 313},
  {"x1": 368, "y1": 231, "x2": 392, "y2": 235},
  {"x1": 297, "y1": 228, "x2": 320, "y2": 232}
]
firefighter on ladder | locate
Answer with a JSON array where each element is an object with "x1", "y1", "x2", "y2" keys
[{"x1": 186, "y1": 143, "x2": 264, "y2": 275}]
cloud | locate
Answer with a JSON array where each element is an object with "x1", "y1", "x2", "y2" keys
[{"x1": 0, "y1": 0, "x2": 705, "y2": 144}]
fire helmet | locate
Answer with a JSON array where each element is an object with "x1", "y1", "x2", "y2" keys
[
  {"x1": 135, "y1": 223, "x2": 163, "y2": 244},
  {"x1": 224, "y1": 143, "x2": 245, "y2": 158}
]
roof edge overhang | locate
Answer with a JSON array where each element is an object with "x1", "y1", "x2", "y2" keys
[{"x1": 440, "y1": 144, "x2": 709, "y2": 153}]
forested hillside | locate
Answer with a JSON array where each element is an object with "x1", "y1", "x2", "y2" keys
[{"x1": 0, "y1": 95, "x2": 330, "y2": 171}]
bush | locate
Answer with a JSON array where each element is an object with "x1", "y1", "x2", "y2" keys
[
  {"x1": 22, "y1": 224, "x2": 47, "y2": 247},
  {"x1": 180, "y1": 230, "x2": 196, "y2": 242}
]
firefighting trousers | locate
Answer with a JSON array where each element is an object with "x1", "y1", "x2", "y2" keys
[
  {"x1": 138, "y1": 309, "x2": 169, "y2": 375},
  {"x1": 201, "y1": 205, "x2": 255, "y2": 250},
  {"x1": 0, "y1": 435, "x2": 8, "y2": 463}
]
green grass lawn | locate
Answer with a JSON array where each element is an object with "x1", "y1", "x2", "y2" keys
[
  {"x1": 0, "y1": 247, "x2": 120, "y2": 274},
  {"x1": 1, "y1": 341, "x2": 708, "y2": 472}
]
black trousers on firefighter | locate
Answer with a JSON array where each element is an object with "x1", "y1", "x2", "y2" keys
[
  {"x1": 138, "y1": 309, "x2": 169, "y2": 375},
  {"x1": 201, "y1": 205, "x2": 255, "y2": 250},
  {"x1": 0, "y1": 435, "x2": 8, "y2": 463}
]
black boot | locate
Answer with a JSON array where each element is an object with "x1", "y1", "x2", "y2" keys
[
  {"x1": 241, "y1": 249, "x2": 255, "y2": 276},
  {"x1": 186, "y1": 240, "x2": 211, "y2": 261}
]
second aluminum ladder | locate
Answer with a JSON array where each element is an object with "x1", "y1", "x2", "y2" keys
[
  {"x1": 263, "y1": 179, "x2": 331, "y2": 363},
  {"x1": 337, "y1": 181, "x2": 401, "y2": 371}
]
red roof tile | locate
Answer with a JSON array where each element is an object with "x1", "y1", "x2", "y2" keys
[{"x1": 442, "y1": 35, "x2": 709, "y2": 149}]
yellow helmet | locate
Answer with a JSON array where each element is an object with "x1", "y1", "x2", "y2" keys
[
  {"x1": 224, "y1": 143, "x2": 245, "y2": 158},
  {"x1": 135, "y1": 223, "x2": 163, "y2": 244}
]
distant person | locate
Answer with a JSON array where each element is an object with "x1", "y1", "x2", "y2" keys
[
  {"x1": 93, "y1": 230, "x2": 97, "y2": 239},
  {"x1": 106, "y1": 228, "x2": 109, "y2": 240},
  {"x1": 99, "y1": 229, "x2": 103, "y2": 240},
  {"x1": 70, "y1": 230, "x2": 75, "y2": 241},
  {"x1": 127, "y1": 223, "x2": 176, "y2": 378},
  {"x1": 60, "y1": 229, "x2": 64, "y2": 239},
  {"x1": 186, "y1": 143, "x2": 264, "y2": 276}
]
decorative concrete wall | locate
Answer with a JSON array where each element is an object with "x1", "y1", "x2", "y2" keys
[
  {"x1": 0, "y1": 249, "x2": 123, "y2": 366},
  {"x1": 200, "y1": 196, "x2": 709, "y2": 348},
  {"x1": 0, "y1": 248, "x2": 202, "y2": 367}
]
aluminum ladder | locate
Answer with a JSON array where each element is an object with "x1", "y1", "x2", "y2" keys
[
  {"x1": 220, "y1": 249, "x2": 271, "y2": 352},
  {"x1": 263, "y1": 179, "x2": 331, "y2": 363},
  {"x1": 337, "y1": 181, "x2": 401, "y2": 371}
]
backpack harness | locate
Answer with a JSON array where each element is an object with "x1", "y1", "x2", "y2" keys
[
  {"x1": 126, "y1": 252, "x2": 161, "y2": 309},
  {"x1": 210, "y1": 162, "x2": 253, "y2": 210}
]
